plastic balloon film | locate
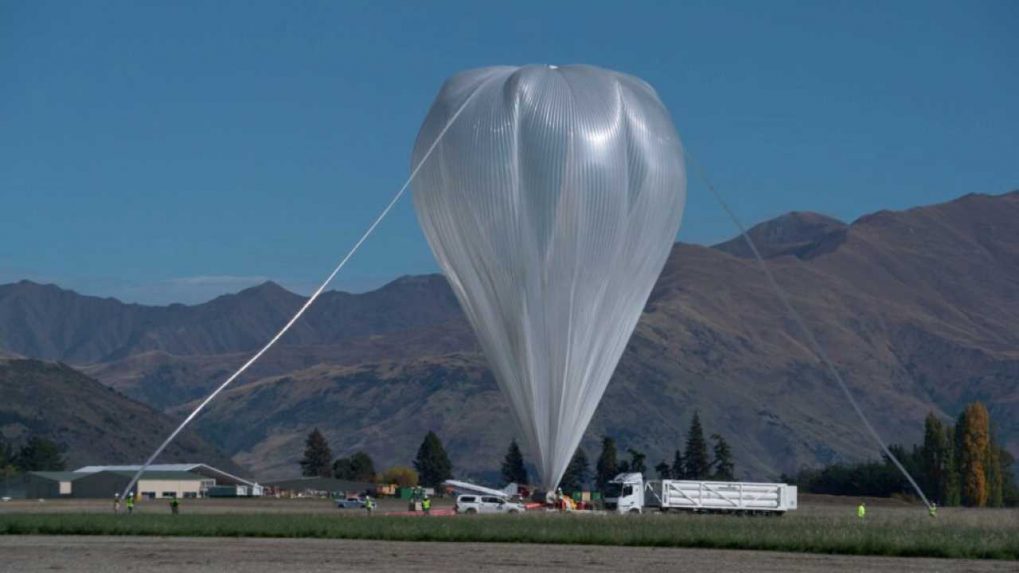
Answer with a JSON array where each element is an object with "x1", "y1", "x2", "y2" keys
[{"x1": 412, "y1": 65, "x2": 686, "y2": 488}]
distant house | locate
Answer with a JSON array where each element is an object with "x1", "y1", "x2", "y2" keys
[
  {"x1": 26, "y1": 470, "x2": 211, "y2": 499},
  {"x1": 19, "y1": 463, "x2": 262, "y2": 499},
  {"x1": 262, "y1": 477, "x2": 375, "y2": 498},
  {"x1": 81, "y1": 470, "x2": 212, "y2": 499},
  {"x1": 74, "y1": 464, "x2": 263, "y2": 496}
]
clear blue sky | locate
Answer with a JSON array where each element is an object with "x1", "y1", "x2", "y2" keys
[{"x1": 2, "y1": 1, "x2": 1016, "y2": 304}]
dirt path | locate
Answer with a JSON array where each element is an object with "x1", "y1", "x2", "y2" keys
[{"x1": 0, "y1": 535, "x2": 1012, "y2": 573}]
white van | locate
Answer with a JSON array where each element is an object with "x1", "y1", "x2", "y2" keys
[{"x1": 455, "y1": 494, "x2": 525, "y2": 514}]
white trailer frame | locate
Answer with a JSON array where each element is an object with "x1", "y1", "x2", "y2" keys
[{"x1": 645, "y1": 479, "x2": 797, "y2": 513}]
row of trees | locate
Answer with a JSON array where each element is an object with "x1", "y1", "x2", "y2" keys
[
  {"x1": 499, "y1": 411, "x2": 735, "y2": 493},
  {"x1": 654, "y1": 411, "x2": 734, "y2": 482},
  {"x1": 786, "y1": 402, "x2": 1017, "y2": 507},
  {"x1": 306, "y1": 412, "x2": 734, "y2": 495},
  {"x1": 0, "y1": 435, "x2": 66, "y2": 474},
  {"x1": 299, "y1": 428, "x2": 454, "y2": 488},
  {"x1": 592, "y1": 412, "x2": 734, "y2": 490}
]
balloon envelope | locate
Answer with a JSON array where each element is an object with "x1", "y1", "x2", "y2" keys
[{"x1": 412, "y1": 65, "x2": 686, "y2": 488}]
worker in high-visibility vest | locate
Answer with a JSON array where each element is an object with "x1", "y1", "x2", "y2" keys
[
  {"x1": 856, "y1": 502, "x2": 866, "y2": 519},
  {"x1": 125, "y1": 495, "x2": 135, "y2": 515},
  {"x1": 422, "y1": 496, "x2": 431, "y2": 515},
  {"x1": 170, "y1": 497, "x2": 180, "y2": 515},
  {"x1": 928, "y1": 503, "x2": 937, "y2": 518}
]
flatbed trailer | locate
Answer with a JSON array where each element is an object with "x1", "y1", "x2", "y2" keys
[{"x1": 604, "y1": 473, "x2": 797, "y2": 514}]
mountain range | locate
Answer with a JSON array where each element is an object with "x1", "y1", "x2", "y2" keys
[
  {"x1": 0, "y1": 359, "x2": 240, "y2": 472},
  {"x1": 1, "y1": 190, "x2": 1016, "y2": 482}
]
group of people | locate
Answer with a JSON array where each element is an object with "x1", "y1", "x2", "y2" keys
[
  {"x1": 113, "y1": 496, "x2": 134, "y2": 514},
  {"x1": 113, "y1": 494, "x2": 180, "y2": 515},
  {"x1": 856, "y1": 501, "x2": 937, "y2": 519},
  {"x1": 547, "y1": 488, "x2": 578, "y2": 511}
]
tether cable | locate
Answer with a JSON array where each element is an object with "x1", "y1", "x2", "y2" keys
[
  {"x1": 684, "y1": 150, "x2": 932, "y2": 509},
  {"x1": 118, "y1": 78, "x2": 492, "y2": 503}
]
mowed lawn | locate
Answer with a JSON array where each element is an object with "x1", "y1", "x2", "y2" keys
[{"x1": 1, "y1": 503, "x2": 1016, "y2": 560}]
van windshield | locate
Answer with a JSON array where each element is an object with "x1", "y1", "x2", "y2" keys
[{"x1": 604, "y1": 482, "x2": 623, "y2": 498}]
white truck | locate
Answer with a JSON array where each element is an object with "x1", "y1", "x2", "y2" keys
[{"x1": 604, "y1": 473, "x2": 797, "y2": 515}]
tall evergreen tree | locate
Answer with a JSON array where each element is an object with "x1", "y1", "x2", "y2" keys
[
  {"x1": 595, "y1": 437, "x2": 618, "y2": 491},
  {"x1": 957, "y1": 403, "x2": 990, "y2": 507},
  {"x1": 501, "y1": 440, "x2": 528, "y2": 485},
  {"x1": 942, "y1": 424, "x2": 962, "y2": 506},
  {"x1": 710, "y1": 434, "x2": 735, "y2": 480},
  {"x1": 919, "y1": 413, "x2": 950, "y2": 502},
  {"x1": 333, "y1": 451, "x2": 376, "y2": 482},
  {"x1": 414, "y1": 431, "x2": 453, "y2": 487},
  {"x1": 654, "y1": 460, "x2": 672, "y2": 479},
  {"x1": 684, "y1": 412, "x2": 710, "y2": 479},
  {"x1": 671, "y1": 449, "x2": 685, "y2": 479},
  {"x1": 999, "y1": 448, "x2": 1019, "y2": 506},
  {"x1": 299, "y1": 428, "x2": 333, "y2": 477},
  {"x1": 627, "y1": 449, "x2": 647, "y2": 475},
  {"x1": 986, "y1": 436, "x2": 1004, "y2": 507},
  {"x1": 0, "y1": 435, "x2": 19, "y2": 477},
  {"x1": 560, "y1": 448, "x2": 590, "y2": 492},
  {"x1": 15, "y1": 436, "x2": 65, "y2": 472}
]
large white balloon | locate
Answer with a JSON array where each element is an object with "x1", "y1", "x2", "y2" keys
[{"x1": 412, "y1": 65, "x2": 686, "y2": 488}]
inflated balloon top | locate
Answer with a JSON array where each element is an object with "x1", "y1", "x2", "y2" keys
[{"x1": 412, "y1": 65, "x2": 686, "y2": 489}]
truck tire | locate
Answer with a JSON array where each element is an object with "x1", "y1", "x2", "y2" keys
[
  {"x1": 628, "y1": 508, "x2": 640, "y2": 514},
  {"x1": 465, "y1": 508, "x2": 477, "y2": 515}
]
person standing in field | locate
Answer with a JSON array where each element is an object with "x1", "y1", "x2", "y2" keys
[
  {"x1": 928, "y1": 503, "x2": 937, "y2": 518},
  {"x1": 170, "y1": 497, "x2": 180, "y2": 515},
  {"x1": 364, "y1": 496, "x2": 375, "y2": 515},
  {"x1": 857, "y1": 501, "x2": 866, "y2": 519},
  {"x1": 422, "y1": 495, "x2": 431, "y2": 515},
  {"x1": 125, "y1": 495, "x2": 135, "y2": 515},
  {"x1": 113, "y1": 495, "x2": 120, "y2": 514}
]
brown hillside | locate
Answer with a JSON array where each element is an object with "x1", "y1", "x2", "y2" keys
[
  {"x1": 1, "y1": 191, "x2": 1016, "y2": 481},
  {"x1": 0, "y1": 359, "x2": 242, "y2": 473}
]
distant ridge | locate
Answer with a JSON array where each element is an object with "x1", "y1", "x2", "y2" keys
[
  {"x1": 713, "y1": 211, "x2": 847, "y2": 259},
  {"x1": 1, "y1": 190, "x2": 1017, "y2": 480}
]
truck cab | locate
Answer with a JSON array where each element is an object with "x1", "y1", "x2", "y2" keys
[{"x1": 603, "y1": 472, "x2": 645, "y2": 513}]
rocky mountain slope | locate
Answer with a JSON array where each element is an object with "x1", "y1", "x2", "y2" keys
[
  {"x1": 1, "y1": 190, "x2": 1016, "y2": 482},
  {"x1": 0, "y1": 359, "x2": 241, "y2": 472}
]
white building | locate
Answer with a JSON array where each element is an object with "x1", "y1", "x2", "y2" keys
[{"x1": 74, "y1": 463, "x2": 263, "y2": 496}]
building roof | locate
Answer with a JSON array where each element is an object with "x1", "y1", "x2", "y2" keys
[
  {"x1": 97, "y1": 470, "x2": 208, "y2": 481},
  {"x1": 74, "y1": 464, "x2": 257, "y2": 486},
  {"x1": 28, "y1": 471, "x2": 89, "y2": 481},
  {"x1": 262, "y1": 477, "x2": 375, "y2": 492}
]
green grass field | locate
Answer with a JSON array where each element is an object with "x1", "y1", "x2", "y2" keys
[{"x1": 1, "y1": 509, "x2": 1016, "y2": 560}]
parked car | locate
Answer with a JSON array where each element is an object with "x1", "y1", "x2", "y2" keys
[
  {"x1": 454, "y1": 495, "x2": 525, "y2": 514},
  {"x1": 335, "y1": 496, "x2": 366, "y2": 509}
]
